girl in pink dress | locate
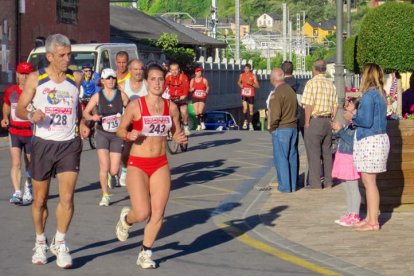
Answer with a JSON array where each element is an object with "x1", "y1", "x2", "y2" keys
[{"x1": 331, "y1": 97, "x2": 361, "y2": 227}]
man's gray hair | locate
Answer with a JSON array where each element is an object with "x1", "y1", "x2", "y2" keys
[
  {"x1": 271, "y1": 68, "x2": 285, "y2": 81},
  {"x1": 45, "y1": 34, "x2": 71, "y2": 53},
  {"x1": 128, "y1": 58, "x2": 145, "y2": 69},
  {"x1": 313, "y1": 59, "x2": 327, "y2": 73}
]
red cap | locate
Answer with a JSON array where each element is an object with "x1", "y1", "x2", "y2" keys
[
  {"x1": 16, "y1": 62, "x2": 34, "y2": 74},
  {"x1": 195, "y1": 67, "x2": 202, "y2": 73}
]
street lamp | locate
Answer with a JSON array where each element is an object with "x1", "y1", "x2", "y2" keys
[{"x1": 334, "y1": 0, "x2": 345, "y2": 118}]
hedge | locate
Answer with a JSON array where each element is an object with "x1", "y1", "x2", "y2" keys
[
  {"x1": 344, "y1": 35, "x2": 359, "y2": 74},
  {"x1": 357, "y1": 2, "x2": 414, "y2": 73}
]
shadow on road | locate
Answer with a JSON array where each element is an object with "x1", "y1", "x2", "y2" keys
[
  {"x1": 170, "y1": 160, "x2": 239, "y2": 191},
  {"x1": 156, "y1": 205, "x2": 288, "y2": 264},
  {"x1": 188, "y1": 138, "x2": 241, "y2": 152}
]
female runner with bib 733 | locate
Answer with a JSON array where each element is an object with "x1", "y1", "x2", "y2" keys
[{"x1": 115, "y1": 64, "x2": 187, "y2": 269}]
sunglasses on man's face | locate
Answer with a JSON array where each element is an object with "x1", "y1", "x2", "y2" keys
[
  {"x1": 105, "y1": 76, "x2": 116, "y2": 80},
  {"x1": 83, "y1": 69, "x2": 92, "y2": 73}
]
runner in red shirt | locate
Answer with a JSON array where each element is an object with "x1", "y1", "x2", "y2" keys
[
  {"x1": 164, "y1": 62, "x2": 190, "y2": 135},
  {"x1": 237, "y1": 64, "x2": 260, "y2": 130},
  {"x1": 190, "y1": 67, "x2": 209, "y2": 130},
  {"x1": 1, "y1": 62, "x2": 34, "y2": 205}
]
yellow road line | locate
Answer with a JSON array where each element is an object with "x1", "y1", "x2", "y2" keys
[
  {"x1": 215, "y1": 221, "x2": 341, "y2": 276},
  {"x1": 173, "y1": 192, "x2": 236, "y2": 199},
  {"x1": 227, "y1": 159, "x2": 266, "y2": 168},
  {"x1": 197, "y1": 183, "x2": 239, "y2": 193},
  {"x1": 235, "y1": 150, "x2": 273, "y2": 158}
]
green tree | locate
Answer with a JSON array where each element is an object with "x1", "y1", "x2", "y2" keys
[
  {"x1": 344, "y1": 35, "x2": 360, "y2": 73},
  {"x1": 155, "y1": 33, "x2": 196, "y2": 68},
  {"x1": 357, "y1": 2, "x2": 414, "y2": 72}
]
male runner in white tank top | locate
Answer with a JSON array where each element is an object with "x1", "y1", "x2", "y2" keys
[
  {"x1": 118, "y1": 58, "x2": 148, "y2": 186},
  {"x1": 17, "y1": 34, "x2": 90, "y2": 269}
]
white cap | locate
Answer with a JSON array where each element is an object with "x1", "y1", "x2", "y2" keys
[{"x1": 101, "y1": 68, "x2": 116, "y2": 79}]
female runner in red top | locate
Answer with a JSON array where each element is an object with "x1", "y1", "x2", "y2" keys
[
  {"x1": 190, "y1": 67, "x2": 209, "y2": 130},
  {"x1": 115, "y1": 64, "x2": 187, "y2": 269}
]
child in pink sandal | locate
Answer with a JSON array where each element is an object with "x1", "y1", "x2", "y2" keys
[{"x1": 331, "y1": 97, "x2": 361, "y2": 227}]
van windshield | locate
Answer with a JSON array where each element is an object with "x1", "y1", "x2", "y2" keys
[{"x1": 28, "y1": 51, "x2": 98, "y2": 71}]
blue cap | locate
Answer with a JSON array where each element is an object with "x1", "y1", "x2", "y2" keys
[{"x1": 82, "y1": 63, "x2": 92, "y2": 69}]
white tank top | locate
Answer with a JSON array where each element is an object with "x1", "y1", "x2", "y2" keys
[
  {"x1": 32, "y1": 68, "x2": 79, "y2": 141},
  {"x1": 124, "y1": 78, "x2": 148, "y2": 100}
]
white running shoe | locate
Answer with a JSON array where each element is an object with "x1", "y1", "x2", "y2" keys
[
  {"x1": 50, "y1": 238, "x2": 72, "y2": 268},
  {"x1": 120, "y1": 168, "x2": 127, "y2": 187},
  {"x1": 196, "y1": 125, "x2": 201, "y2": 131},
  {"x1": 116, "y1": 207, "x2": 132, "y2": 241},
  {"x1": 99, "y1": 195, "x2": 111, "y2": 207},
  {"x1": 183, "y1": 125, "x2": 190, "y2": 136},
  {"x1": 136, "y1": 249, "x2": 156, "y2": 269},
  {"x1": 32, "y1": 240, "x2": 49, "y2": 265},
  {"x1": 201, "y1": 122, "x2": 206, "y2": 130},
  {"x1": 9, "y1": 191, "x2": 22, "y2": 204},
  {"x1": 242, "y1": 120, "x2": 248, "y2": 129},
  {"x1": 23, "y1": 182, "x2": 33, "y2": 205},
  {"x1": 249, "y1": 123, "x2": 254, "y2": 131}
]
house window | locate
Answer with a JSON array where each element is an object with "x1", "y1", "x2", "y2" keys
[
  {"x1": 57, "y1": 0, "x2": 78, "y2": 24},
  {"x1": 259, "y1": 19, "x2": 263, "y2": 26},
  {"x1": 267, "y1": 20, "x2": 271, "y2": 26}
]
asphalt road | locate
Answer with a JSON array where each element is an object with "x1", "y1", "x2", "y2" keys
[{"x1": 0, "y1": 130, "x2": 320, "y2": 276}]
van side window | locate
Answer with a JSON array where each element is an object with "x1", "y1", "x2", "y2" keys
[{"x1": 99, "y1": 50, "x2": 110, "y2": 73}]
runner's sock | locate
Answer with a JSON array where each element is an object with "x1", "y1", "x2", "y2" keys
[
  {"x1": 36, "y1": 233, "x2": 46, "y2": 243},
  {"x1": 55, "y1": 230, "x2": 66, "y2": 243}
]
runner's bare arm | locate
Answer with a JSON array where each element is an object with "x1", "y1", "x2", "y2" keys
[
  {"x1": 83, "y1": 93, "x2": 100, "y2": 121},
  {"x1": 120, "y1": 91, "x2": 129, "y2": 107},
  {"x1": 252, "y1": 75, "x2": 260, "y2": 88},
  {"x1": 16, "y1": 72, "x2": 45, "y2": 123},
  {"x1": 117, "y1": 100, "x2": 140, "y2": 141},
  {"x1": 189, "y1": 78, "x2": 194, "y2": 92},
  {"x1": 118, "y1": 82, "x2": 125, "y2": 93},
  {"x1": 237, "y1": 74, "x2": 243, "y2": 88},
  {"x1": 1, "y1": 103, "x2": 10, "y2": 127}
]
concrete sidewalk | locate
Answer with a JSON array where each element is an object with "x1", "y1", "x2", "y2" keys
[{"x1": 259, "y1": 141, "x2": 414, "y2": 276}]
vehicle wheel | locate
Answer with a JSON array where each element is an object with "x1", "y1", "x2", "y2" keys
[
  {"x1": 166, "y1": 131, "x2": 179, "y2": 154},
  {"x1": 89, "y1": 127, "x2": 97, "y2": 149}
]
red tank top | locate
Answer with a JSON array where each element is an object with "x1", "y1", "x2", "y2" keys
[
  {"x1": 192, "y1": 77, "x2": 207, "y2": 99},
  {"x1": 132, "y1": 97, "x2": 172, "y2": 136},
  {"x1": 240, "y1": 72, "x2": 255, "y2": 97}
]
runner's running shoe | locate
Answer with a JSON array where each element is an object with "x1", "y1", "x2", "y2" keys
[
  {"x1": 136, "y1": 249, "x2": 156, "y2": 269},
  {"x1": 99, "y1": 195, "x2": 111, "y2": 207},
  {"x1": 183, "y1": 125, "x2": 191, "y2": 136},
  {"x1": 50, "y1": 238, "x2": 72, "y2": 268},
  {"x1": 32, "y1": 240, "x2": 49, "y2": 265},
  {"x1": 242, "y1": 120, "x2": 248, "y2": 129},
  {"x1": 120, "y1": 167, "x2": 127, "y2": 186},
  {"x1": 22, "y1": 182, "x2": 33, "y2": 205},
  {"x1": 10, "y1": 191, "x2": 22, "y2": 204},
  {"x1": 116, "y1": 207, "x2": 131, "y2": 241}
]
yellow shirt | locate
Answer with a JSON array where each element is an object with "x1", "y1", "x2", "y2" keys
[
  {"x1": 301, "y1": 74, "x2": 338, "y2": 116},
  {"x1": 117, "y1": 72, "x2": 131, "y2": 84}
]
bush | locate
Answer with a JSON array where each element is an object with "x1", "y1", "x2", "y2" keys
[
  {"x1": 344, "y1": 35, "x2": 360, "y2": 73},
  {"x1": 357, "y1": 2, "x2": 414, "y2": 73}
]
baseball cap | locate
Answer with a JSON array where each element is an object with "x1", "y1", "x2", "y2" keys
[
  {"x1": 82, "y1": 63, "x2": 92, "y2": 70},
  {"x1": 195, "y1": 67, "x2": 202, "y2": 73},
  {"x1": 101, "y1": 68, "x2": 116, "y2": 79},
  {"x1": 16, "y1": 62, "x2": 34, "y2": 74}
]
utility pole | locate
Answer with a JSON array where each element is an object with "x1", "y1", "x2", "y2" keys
[
  {"x1": 235, "y1": 0, "x2": 240, "y2": 60},
  {"x1": 345, "y1": 0, "x2": 353, "y2": 91},
  {"x1": 282, "y1": 3, "x2": 287, "y2": 61},
  {"x1": 335, "y1": 0, "x2": 345, "y2": 119},
  {"x1": 211, "y1": 0, "x2": 217, "y2": 39}
]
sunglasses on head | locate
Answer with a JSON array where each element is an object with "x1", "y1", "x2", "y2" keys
[{"x1": 105, "y1": 76, "x2": 116, "y2": 80}]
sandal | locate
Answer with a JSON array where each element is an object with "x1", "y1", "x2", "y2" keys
[
  {"x1": 355, "y1": 221, "x2": 380, "y2": 232},
  {"x1": 353, "y1": 219, "x2": 367, "y2": 228}
]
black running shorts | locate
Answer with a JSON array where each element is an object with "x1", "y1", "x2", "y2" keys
[
  {"x1": 29, "y1": 136, "x2": 82, "y2": 181},
  {"x1": 241, "y1": 96, "x2": 254, "y2": 105},
  {"x1": 9, "y1": 133, "x2": 32, "y2": 154}
]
